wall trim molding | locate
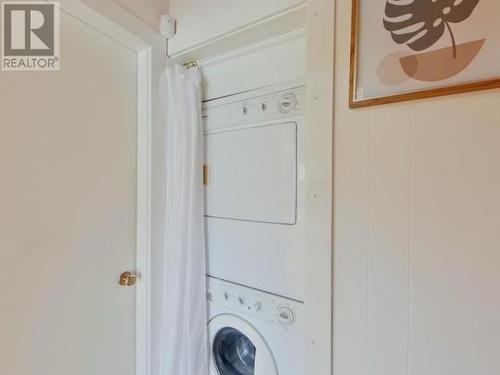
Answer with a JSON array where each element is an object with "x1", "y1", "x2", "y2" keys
[
  {"x1": 304, "y1": 0, "x2": 334, "y2": 373},
  {"x1": 169, "y1": 4, "x2": 308, "y2": 64}
]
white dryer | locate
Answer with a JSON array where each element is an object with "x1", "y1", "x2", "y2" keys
[
  {"x1": 203, "y1": 80, "x2": 307, "y2": 301},
  {"x1": 207, "y1": 277, "x2": 304, "y2": 375}
]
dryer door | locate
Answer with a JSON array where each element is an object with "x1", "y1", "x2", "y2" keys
[
  {"x1": 204, "y1": 122, "x2": 297, "y2": 224},
  {"x1": 209, "y1": 315, "x2": 278, "y2": 375}
]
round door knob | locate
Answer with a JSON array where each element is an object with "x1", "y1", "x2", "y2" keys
[{"x1": 119, "y1": 271, "x2": 137, "y2": 286}]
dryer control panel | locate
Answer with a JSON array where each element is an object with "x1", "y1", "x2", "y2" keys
[
  {"x1": 203, "y1": 86, "x2": 305, "y2": 132},
  {"x1": 207, "y1": 277, "x2": 304, "y2": 333}
]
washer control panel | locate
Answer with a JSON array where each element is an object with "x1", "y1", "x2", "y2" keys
[
  {"x1": 207, "y1": 277, "x2": 304, "y2": 332},
  {"x1": 203, "y1": 86, "x2": 305, "y2": 132}
]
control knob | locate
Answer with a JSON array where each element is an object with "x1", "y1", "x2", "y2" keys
[
  {"x1": 277, "y1": 306, "x2": 296, "y2": 327},
  {"x1": 278, "y1": 94, "x2": 297, "y2": 113}
]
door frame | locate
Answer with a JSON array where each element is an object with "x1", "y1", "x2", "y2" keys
[
  {"x1": 304, "y1": 0, "x2": 335, "y2": 374},
  {"x1": 52, "y1": 1, "x2": 164, "y2": 374}
]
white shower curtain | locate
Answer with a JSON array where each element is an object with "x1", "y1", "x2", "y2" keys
[{"x1": 159, "y1": 64, "x2": 208, "y2": 375}]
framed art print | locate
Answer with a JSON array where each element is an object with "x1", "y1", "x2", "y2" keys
[{"x1": 349, "y1": 0, "x2": 500, "y2": 108}]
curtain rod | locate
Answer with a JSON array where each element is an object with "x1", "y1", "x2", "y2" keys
[{"x1": 183, "y1": 61, "x2": 198, "y2": 69}]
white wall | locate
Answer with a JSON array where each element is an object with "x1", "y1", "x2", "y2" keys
[
  {"x1": 114, "y1": 0, "x2": 168, "y2": 30},
  {"x1": 168, "y1": 0, "x2": 306, "y2": 54},
  {"x1": 201, "y1": 28, "x2": 307, "y2": 100},
  {"x1": 333, "y1": 1, "x2": 500, "y2": 375}
]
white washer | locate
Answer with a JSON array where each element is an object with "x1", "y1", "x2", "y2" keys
[
  {"x1": 208, "y1": 277, "x2": 304, "y2": 375},
  {"x1": 203, "y1": 80, "x2": 307, "y2": 301}
]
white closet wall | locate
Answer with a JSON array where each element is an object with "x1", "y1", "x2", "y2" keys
[{"x1": 201, "y1": 28, "x2": 306, "y2": 100}]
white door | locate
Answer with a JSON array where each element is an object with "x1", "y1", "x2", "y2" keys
[{"x1": 0, "y1": 7, "x2": 142, "y2": 375}]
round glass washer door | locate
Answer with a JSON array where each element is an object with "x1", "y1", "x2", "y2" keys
[
  {"x1": 213, "y1": 327, "x2": 255, "y2": 375},
  {"x1": 209, "y1": 314, "x2": 278, "y2": 375}
]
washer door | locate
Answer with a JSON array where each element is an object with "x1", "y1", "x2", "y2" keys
[{"x1": 209, "y1": 314, "x2": 278, "y2": 375}]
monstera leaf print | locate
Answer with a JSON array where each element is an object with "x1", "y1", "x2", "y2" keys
[{"x1": 384, "y1": 0, "x2": 480, "y2": 57}]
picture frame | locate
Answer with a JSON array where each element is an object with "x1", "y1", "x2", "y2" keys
[{"x1": 349, "y1": 0, "x2": 500, "y2": 109}]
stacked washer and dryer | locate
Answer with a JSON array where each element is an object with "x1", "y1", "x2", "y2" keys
[{"x1": 203, "y1": 79, "x2": 307, "y2": 375}]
